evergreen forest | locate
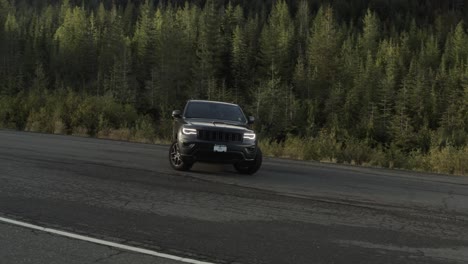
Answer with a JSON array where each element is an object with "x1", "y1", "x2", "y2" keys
[{"x1": 0, "y1": 0, "x2": 467, "y2": 174}]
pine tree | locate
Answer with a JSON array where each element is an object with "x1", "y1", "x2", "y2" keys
[
  {"x1": 231, "y1": 25, "x2": 248, "y2": 103},
  {"x1": 255, "y1": 66, "x2": 291, "y2": 135},
  {"x1": 418, "y1": 34, "x2": 440, "y2": 71},
  {"x1": 439, "y1": 62, "x2": 467, "y2": 147},
  {"x1": 295, "y1": 0, "x2": 310, "y2": 57},
  {"x1": 175, "y1": 2, "x2": 200, "y2": 100},
  {"x1": 195, "y1": 0, "x2": 223, "y2": 98},
  {"x1": 259, "y1": 0, "x2": 294, "y2": 81},
  {"x1": 54, "y1": 6, "x2": 95, "y2": 91},
  {"x1": 106, "y1": 37, "x2": 133, "y2": 104},
  {"x1": 292, "y1": 52, "x2": 308, "y2": 99},
  {"x1": 122, "y1": 0, "x2": 135, "y2": 35},
  {"x1": 242, "y1": 14, "x2": 261, "y2": 97},
  {"x1": 133, "y1": 1, "x2": 153, "y2": 65},
  {"x1": 153, "y1": 6, "x2": 193, "y2": 111},
  {"x1": 375, "y1": 39, "x2": 400, "y2": 142},
  {"x1": 390, "y1": 64, "x2": 416, "y2": 151},
  {"x1": 32, "y1": 62, "x2": 49, "y2": 91},
  {"x1": 0, "y1": 0, "x2": 11, "y2": 24},
  {"x1": 359, "y1": 9, "x2": 380, "y2": 56},
  {"x1": 1, "y1": 12, "x2": 21, "y2": 95},
  {"x1": 307, "y1": 6, "x2": 341, "y2": 101},
  {"x1": 98, "y1": 3, "x2": 128, "y2": 98},
  {"x1": 450, "y1": 21, "x2": 468, "y2": 65},
  {"x1": 341, "y1": 37, "x2": 362, "y2": 133}
]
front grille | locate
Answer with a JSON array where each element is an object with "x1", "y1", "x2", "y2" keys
[{"x1": 197, "y1": 130, "x2": 243, "y2": 142}]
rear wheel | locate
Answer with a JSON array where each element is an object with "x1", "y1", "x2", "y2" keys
[
  {"x1": 234, "y1": 148, "x2": 262, "y2": 175},
  {"x1": 169, "y1": 142, "x2": 193, "y2": 171}
]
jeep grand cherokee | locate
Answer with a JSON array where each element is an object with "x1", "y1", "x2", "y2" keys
[{"x1": 169, "y1": 100, "x2": 262, "y2": 174}]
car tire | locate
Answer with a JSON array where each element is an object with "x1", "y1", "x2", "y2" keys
[
  {"x1": 169, "y1": 142, "x2": 193, "y2": 171},
  {"x1": 234, "y1": 147, "x2": 262, "y2": 175}
]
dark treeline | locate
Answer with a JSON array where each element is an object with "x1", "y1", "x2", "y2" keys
[{"x1": 0, "y1": 0, "x2": 467, "y2": 173}]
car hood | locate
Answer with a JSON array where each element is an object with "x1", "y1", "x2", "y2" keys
[{"x1": 185, "y1": 119, "x2": 252, "y2": 133}]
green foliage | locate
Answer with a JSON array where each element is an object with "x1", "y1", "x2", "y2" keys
[
  {"x1": 133, "y1": 115, "x2": 156, "y2": 143},
  {"x1": 0, "y1": 96, "x2": 15, "y2": 128},
  {"x1": 261, "y1": 134, "x2": 467, "y2": 175},
  {"x1": 71, "y1": 97, "x2": 100, "y2": 134},
  {"x1": 259, "y1": 0, "x2": 295, "y2": 81},
  {"x1": 307, "y1": 6, "x2": 342, "y2": 102},
  {"x1": 426, "y1": 146, "x2": 468, "y2": 175},
  {"x1": 4, "y1": 12, "x2": 19, "y2": 33},
  {"x1": 0, "y1": 0, "x2": 467, "y2": 175},
  {"x1": 0, "y1": 91, "x2": 146, "y2": 138},
  {"x1": 360, "y1": 9, "x2": 380, "y2": 55},
  {"x1": 338, "y1": 138, "x2": 376, "y2": 165}
]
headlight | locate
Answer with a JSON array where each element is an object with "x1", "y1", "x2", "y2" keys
[
  {"x1": 243, "y1": 133, "x2": 256, "y2": 140},
  {"x1": 182, "y1": 128, "x2": 197, "y2": 135}
]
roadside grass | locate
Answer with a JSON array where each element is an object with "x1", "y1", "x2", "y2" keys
[
  {"x1": 0, "y1": 91, "x2": 172, "y2": 145},
  {"x1": 0, "y1": 91, "x2": 466, "y2": 175},
  {"x1": 259, "y1": 137, "x2": 468, "y2": 176}
]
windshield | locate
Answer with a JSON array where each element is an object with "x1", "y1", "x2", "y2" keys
[{"x1": 184, "y1": 102, "x2": 247, "y2": 123}]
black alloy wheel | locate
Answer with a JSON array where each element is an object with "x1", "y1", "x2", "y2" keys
[{"x1": 169, "y1": 142, "x2": 193, "y2": 171}]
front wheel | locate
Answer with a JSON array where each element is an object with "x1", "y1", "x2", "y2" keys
[
  {"x1": 169, "y1": 142, "x2": 193, "y2": 171},
  {"x1": 234, "y1": 148, "x2": 262, "y2": 175}
]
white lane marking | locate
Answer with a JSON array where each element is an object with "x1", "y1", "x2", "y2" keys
[{"x1": 0, "y1": 216, "x2": 215, "y2": 264}]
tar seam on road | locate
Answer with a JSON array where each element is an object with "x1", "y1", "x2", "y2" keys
[{"x1": 0, "y1": 216, "x2": 215, "y2": 264}]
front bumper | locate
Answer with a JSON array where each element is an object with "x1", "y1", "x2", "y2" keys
[{"x1": 177, "y1": 139, "x2": 257, "y2": 164}]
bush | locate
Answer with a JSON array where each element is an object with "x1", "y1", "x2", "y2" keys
[
  {"x1": 338, "y1": 139, "x2": 374, "y2": 165},
  {"x1": 259, "y1": 139, "x2": 285, "y2": 158},
  {"x1": 25, "y1": 110, "x2": 43, "y2": 133},
  {"x1": 71, "y1": 97, "x2": 101, "y2": 136},
  {"x1": 0, "y1": 96, "x2": 15, "y2": 128},
  {"x1": 99, "y1": 96, "x2": 138, "y2": 129},
  {"x1": 302, "y1": 130, "x2": 341, "y2": 162},
  {"x1": 406, "y1": 150, "x2": 431, "y2": 173},
  {"x1": 384, "y1": 143, "x2": 409, "y2": 169},
  {"x1": 72, "y1": 126, "x2": 88, "y2": 136},
  {"x1": 1, "y1": 90, "x2": 144, "y2": 137},
  {"x1": 120, "y1": 104, "x2": 138, "y2": 128},
  {"x1": 427, "y1": 146, "x2": 468, "y2": 175},
  {"x1": 133, "y1": 115, "x2": 156, "y2": 143},
  {"x1": 61, "y1": 90, "x2": 81, "y2": 133},
  {"x1": 97, "y1": 113, "x2": 111, "y2": 138},
  {"x1": 282, "y1": 137, "x2": 307, "y2": 160},
  {"x1": 108, "y1": 128, "x2": 132, "y2": 141},
  {"x1": 366, "y1": 145, "x2": 387, "y2": 168},
  {"x1": 10, "y1": 91, "x2": 44, "y2": 130}
]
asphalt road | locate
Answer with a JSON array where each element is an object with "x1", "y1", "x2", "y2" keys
[
  {"x1": 1, "y1": 130, "x2": 468, "y2": 264},
  {"x1": 0, "y1": 222, "x2": 183, "y2": 264}
]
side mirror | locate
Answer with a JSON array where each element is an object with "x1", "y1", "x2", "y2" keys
[
  {"x1": 248, "y1": 116, "x2": 255, "y2": 124},
  {"x1": 172, "y1": 110, "x2": 181, "y2": 119}
]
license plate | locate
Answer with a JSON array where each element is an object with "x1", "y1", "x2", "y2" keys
[{"x1": 213, "y1": 145, "x2": 227, "y2": 152}]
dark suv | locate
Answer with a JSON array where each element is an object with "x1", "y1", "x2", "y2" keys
[{"x1": 169, "y1": 100, "x2": 262, "y2": 174}]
